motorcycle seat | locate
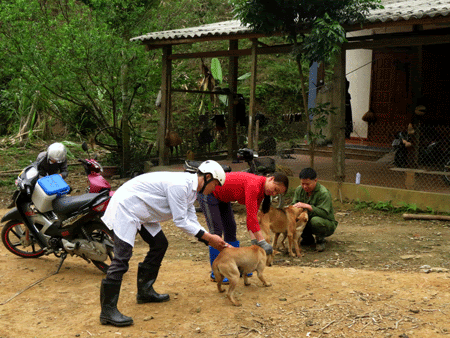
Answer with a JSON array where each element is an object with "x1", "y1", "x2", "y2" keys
[
  {"x1": 52, "y1": 193, "x2": 103, "y2": 215},
  {"x1": 184, "y1": 160, "x2": 232, "y2": 174}
]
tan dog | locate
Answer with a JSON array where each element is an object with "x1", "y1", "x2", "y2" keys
[
  {"x1": 258, "y1": 206, "x2": 309, "y2": 257},
  {"x1": 212, "y1": 245, "x2": 272, "y2": 306}
]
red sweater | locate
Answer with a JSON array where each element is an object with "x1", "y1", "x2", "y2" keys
[{"x1": 212, "y1": 172, "x2": 267, "y2": 233}]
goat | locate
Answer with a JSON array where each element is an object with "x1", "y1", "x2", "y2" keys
[{"x1": 165, "y1": 129, "x2": 182, "y2": 157}]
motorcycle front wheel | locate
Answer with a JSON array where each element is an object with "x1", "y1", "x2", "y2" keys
[
  {"x1": 443, "y1": 159, "x2": 450, "y2": 185},
  {"x1": 1, "y1": 220, "x2": 45, "y2": 258},
  {"x1": 83, "y1": 222, "x2": 115, "y2": 273}
]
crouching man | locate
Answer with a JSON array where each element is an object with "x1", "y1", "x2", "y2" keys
[
  {"x1": 292, "y1": 167, "x2": 338, "y2": 252},
  {"x1": 100, "y1": 160, "x2": 227, "y2": 327}
]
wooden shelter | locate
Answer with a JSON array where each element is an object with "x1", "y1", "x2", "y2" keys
[{"x1": 131, "y1": 20, "x2": 297, "y2": 166}]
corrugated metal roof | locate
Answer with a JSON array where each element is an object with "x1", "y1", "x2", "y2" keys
[
  {"x1": 131, "y1": 0, "x2": 450, "y2": 43},
  {"x1": 130, "y1": 20, "x2": 251, "y2": 43}
]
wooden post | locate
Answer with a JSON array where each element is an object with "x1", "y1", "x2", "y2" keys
[
  {"x1": 254, "y1": 119, "x2": 259, "y2": 153},
  {"x1": 228, "y1": 39, "x2": 239, "y2": 160},
  {"x1": 331, "y1": 49, "x2": 346, "y2": 183},
  {"x1": 159, "y1": 46, "x2": 172, "y2": 166},
  {"x1": 248, "y1": 39, "x2": 258, "y2": 149}
]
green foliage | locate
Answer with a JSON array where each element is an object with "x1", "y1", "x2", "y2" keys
[
  {"x1": 307, "y1": 102, "x2": 337, "y2": 145},
  {"x1": 353, "y1": 199, "x2": 427, "y2": 214},
  {"x1": 302, "y1": 14, "x2": 347, "y2": 64},
  {"x1": 231, "y1": 0, "x2": 383, "y2": 64},
  {"x1": 210, "y1": 58, "x2": 223, "y2": 84}
]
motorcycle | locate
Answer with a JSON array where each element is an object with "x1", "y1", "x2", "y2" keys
[
  {"x1": 236, "y1": 148, "x2": 276, "y2": 175},
  {"x1": 392, "y1": 131, "x2": 450, "y2": 185},
  {"x1": 1, "y1": 163, "x2": 114, "y2": 274},
  {"x1": 79, "y1": 141, "x2": 113, "y2": 195}
]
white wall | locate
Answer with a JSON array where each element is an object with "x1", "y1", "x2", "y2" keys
[{"x1": 345, "y1": 29, "x2": 373, "y2": 139}]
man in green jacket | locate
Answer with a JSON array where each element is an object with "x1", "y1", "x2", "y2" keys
[{"x1": 292, "y1": 167, "x2": 338, "y2": 252}]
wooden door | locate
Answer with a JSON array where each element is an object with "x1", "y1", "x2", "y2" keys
[{"x1": 368, "y1": 51, "x2": 413, "y2": 145}]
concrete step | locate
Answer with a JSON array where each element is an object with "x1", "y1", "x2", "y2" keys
[{"x1": 292, "y1": 145, "x2": 389, "y2": 161}]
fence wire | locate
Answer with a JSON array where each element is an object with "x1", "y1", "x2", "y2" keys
[{"x1": 251, "y1": 123, "x2": 450, "y2": 194}]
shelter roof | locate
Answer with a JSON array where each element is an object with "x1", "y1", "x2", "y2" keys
[{"x1": 130, "y1": 0, "x2": 450, "y2": 45}]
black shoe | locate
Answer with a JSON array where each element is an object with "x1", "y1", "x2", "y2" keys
[
  {"x1": 100, "y1": 279, "x2": 133, "y2": 327},
  {"x1": 137, "y1": 263, "x2": 170, "y2": 304},
  {"x1": 300, "y1": 234, "x2": 315, "y2": 246}
]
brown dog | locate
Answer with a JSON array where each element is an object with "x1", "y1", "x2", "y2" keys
[
  {"x1": 212, "y1": 245, "x2": 272, "y2": 306},
  {"x1": 258, "y1": 205, "x2": 309, "y2": 258}
]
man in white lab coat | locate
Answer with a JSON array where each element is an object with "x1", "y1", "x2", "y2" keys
[{"x1": 99, "y1": 160, "x2": 227, "y2": 327}]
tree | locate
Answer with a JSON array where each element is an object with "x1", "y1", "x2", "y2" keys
[
  {"x1": 230, "y1": 0, "x2": 382, "y2": 167},
  {"x1": 0, "y1": 0, "x2": 159, "y2": 173}
]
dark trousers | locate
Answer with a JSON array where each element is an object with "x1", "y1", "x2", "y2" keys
[
  {"x1": 106, "y1": 227, "x2": 168, "y2": 281},
  {"x1": 197, "y1": 193, "x2": 237, "y2": 242},
  {"x1": 303, "y1": 216, "x2": 337, "y2": 239}
]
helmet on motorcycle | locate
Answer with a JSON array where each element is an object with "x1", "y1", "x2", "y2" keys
[
  {"x1": 47, "y1": 142, "x2": 67, "y2": 163},
  {"x1": 197, "y1": 160, "x2": 226, "y2": 186}
]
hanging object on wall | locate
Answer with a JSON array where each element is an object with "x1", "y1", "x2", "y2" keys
[{"x1": 362, "y1": 109, "x2": 377, "y2": 124}]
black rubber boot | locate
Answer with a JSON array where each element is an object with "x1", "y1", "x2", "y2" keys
[
  {"x1": 100, "y1": 279, "x2": 133, "y2": 327},
  {"x1": 315, "y1": 237, "x2": 326, "y2": 252},
  {"x1": 136, "y1": 263, "x2": 170, "y2": 304}
]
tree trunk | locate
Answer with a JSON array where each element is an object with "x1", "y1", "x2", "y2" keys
[
  {"x1": 121, "y1": 58, "x2": 130, "y2": 175},
  {"x1": 403, "y1": 214, "x2": 450, "y2": 221}
]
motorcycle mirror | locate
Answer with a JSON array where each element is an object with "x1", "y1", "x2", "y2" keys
[
  {"x1": 82, "y1": 142, "x2": 89, "y2": 152},
  {"x1": 81, "y1": 141, "x2": 91, "y2": 159}
]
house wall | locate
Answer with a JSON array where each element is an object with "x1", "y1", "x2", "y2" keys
[
  {"x1": 345, "y1": 27, "x2": 413, "y2": 140},
  {"x1": 345, "y1": 47, "x2": 372, "y2": 139}
]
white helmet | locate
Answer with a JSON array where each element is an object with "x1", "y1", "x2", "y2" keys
[
  {"x1": 47, "y1": 142, "x2": 67, "y2": 163},
  {"x1": 197, "y1": 160, "x2": 226, "y2": 186}
]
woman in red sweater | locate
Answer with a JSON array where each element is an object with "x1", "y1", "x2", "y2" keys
[{"x1": 198, "y1": 171, "x2": 289, "y2": 281}]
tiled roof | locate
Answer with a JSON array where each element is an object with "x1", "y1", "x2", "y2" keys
[
  {"x1": 368, "y1": 0, "x2": 450, "y2": 23},
  {"x1": 131, "y1": 0, "x2": 450, "y2": 43}
]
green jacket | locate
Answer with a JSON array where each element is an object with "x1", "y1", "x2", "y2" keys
[{"x1": 292, "y1": 182, "x2": 338, "y2": 226}]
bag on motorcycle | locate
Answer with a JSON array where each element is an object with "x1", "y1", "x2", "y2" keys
[{"x1": 31, "y1": 174, "x2": 70, "y2": 212}]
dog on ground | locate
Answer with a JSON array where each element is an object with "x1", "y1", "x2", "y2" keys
[
  {"x1": 258, "y1": 205, "x2": 309, "y2": 258},
  {"x1": 212, "y1": 245, "x2": 272, "y2": 306}
]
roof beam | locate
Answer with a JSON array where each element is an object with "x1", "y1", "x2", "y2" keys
[
  {"x1": 168, "y1": 44, "x2": 293, "y2": 60},
  {"x1": 345, "y1": 32, "x2": 450, "y2": 49}
]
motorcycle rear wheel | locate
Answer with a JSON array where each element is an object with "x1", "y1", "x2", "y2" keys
[
  {"x1": 1, "y1": 220, "x2": 45, "y2": 258},
  {"x1": 83, "y1": 222, "x2": 115, "y2": 273}
]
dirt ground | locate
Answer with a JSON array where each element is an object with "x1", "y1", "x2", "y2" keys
[{"x1": 1, "y1": 172, "x2": 450, "y2": 338}]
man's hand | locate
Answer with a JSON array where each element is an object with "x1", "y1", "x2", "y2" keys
[
  {"x1": 257, "y1": 239, "x2": 273, "y2": 255},
  {"x1": 293, "y1": 202, "x2": 312, "y2": 211},
  {"x1": 203, "y1": 233, "x2": 228, "y2": 251}
]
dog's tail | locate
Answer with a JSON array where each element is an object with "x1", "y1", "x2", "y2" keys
[{"x1": 212, "y1": 263, "x2": 223, "y2": 283}]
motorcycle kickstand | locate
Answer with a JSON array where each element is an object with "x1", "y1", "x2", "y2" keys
[{"x1": 55, "y1": 252, "x2": 68, "y2": 274}]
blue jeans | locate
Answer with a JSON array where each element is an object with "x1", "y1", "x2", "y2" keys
[{"x1": 197, "y1": 193, "x2": 237, "y2": 242}]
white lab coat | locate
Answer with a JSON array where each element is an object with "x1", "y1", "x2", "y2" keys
[{"x1": 101, "y1": 171, "x2": 206, "y2": 247}]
